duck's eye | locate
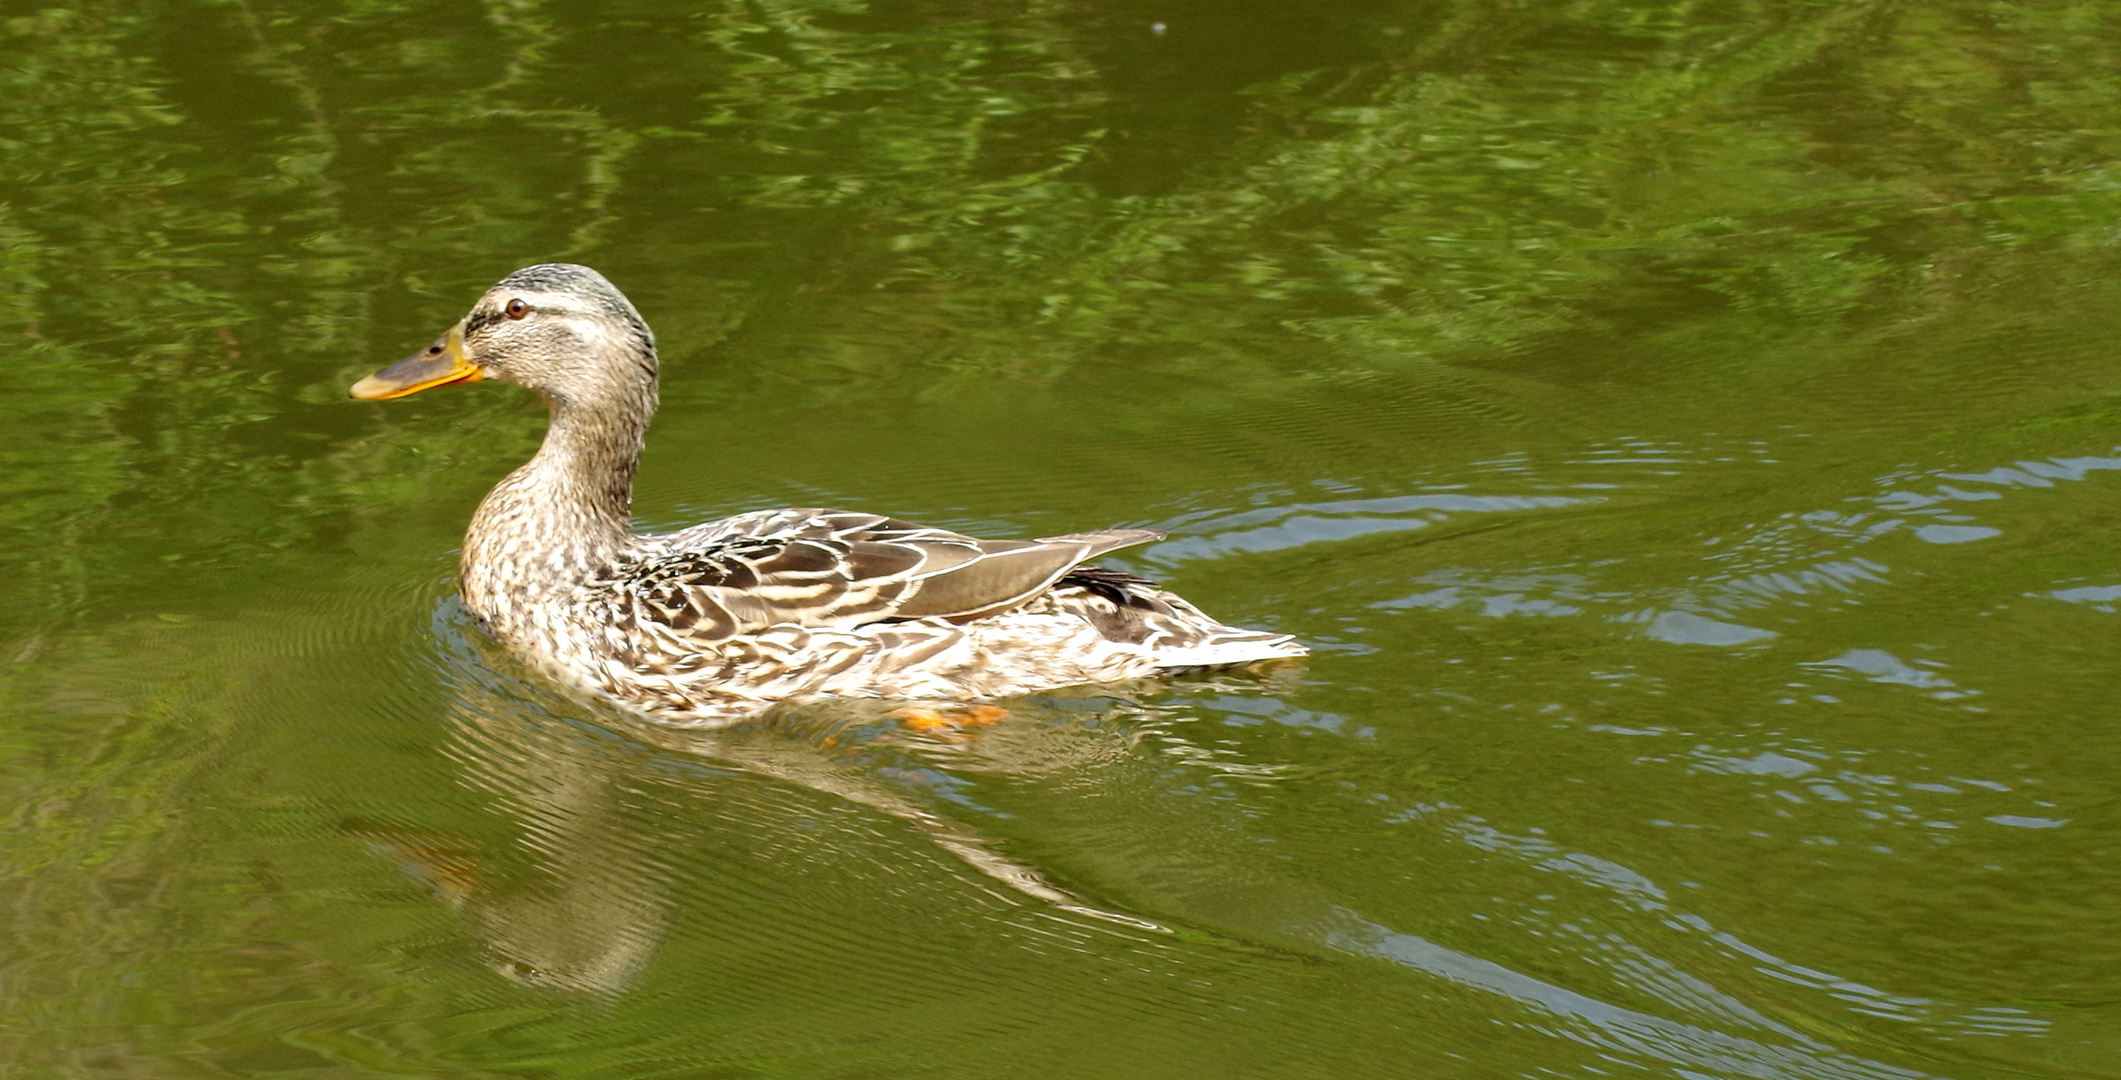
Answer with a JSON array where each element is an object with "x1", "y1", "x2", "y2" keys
[{"x1": 505, "y1": 298, "x2": 531, "y2": 319}]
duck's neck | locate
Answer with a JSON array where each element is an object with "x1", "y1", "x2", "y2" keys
[{"x1": 460, "y1": 395, "x2": 650, "y2": 627}]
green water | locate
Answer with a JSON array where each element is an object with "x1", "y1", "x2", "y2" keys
[{"x1": 6, "y1": 0, "x2": 2121, "y2": 1075}]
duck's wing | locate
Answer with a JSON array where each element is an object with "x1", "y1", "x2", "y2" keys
[{"x1": 621, "y1": 510, "x2": 1162, "y2": 644}]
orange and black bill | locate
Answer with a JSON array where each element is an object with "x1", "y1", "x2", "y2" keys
[{"x1": 349, "y1": 325, "x2": 483, "y2": 400}]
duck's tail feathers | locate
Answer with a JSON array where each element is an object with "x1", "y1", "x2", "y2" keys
[
  {"x1": 1147, "y1": 632, "x2": 1309, "y2": 669},
  {"x1": 1039, "y1": 565, "x2": 1308, "y2": 669}
]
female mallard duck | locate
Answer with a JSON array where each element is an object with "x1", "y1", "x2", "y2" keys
[{"x1": 352, "y1": 264, "x2": 1304, "y2": 723}]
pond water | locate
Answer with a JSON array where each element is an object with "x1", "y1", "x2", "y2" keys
[{"x1": 5, "y1": 1, "x2": 2121, "y2": 1076}]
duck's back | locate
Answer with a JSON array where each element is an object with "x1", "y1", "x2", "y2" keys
[{"x1": 550, "y1": 509, "x2": 1303, "y2": 720}]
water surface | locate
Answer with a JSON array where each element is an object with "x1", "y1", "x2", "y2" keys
[{"x1": 5, "y1": 1, "x2": 2121, "y2": 1076}]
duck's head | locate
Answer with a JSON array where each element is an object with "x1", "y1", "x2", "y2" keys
[{"x1": 351, "y1": 263, "x2": 657, "y2": 410}]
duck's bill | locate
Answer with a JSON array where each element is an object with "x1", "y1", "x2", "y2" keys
[{"x1": 350, "y1": 326, "x2": 484, "y2": 400}]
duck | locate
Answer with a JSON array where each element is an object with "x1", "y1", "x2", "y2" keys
[{"x1": 351, "y1": 264, "x2": 1305, "y2": 724}]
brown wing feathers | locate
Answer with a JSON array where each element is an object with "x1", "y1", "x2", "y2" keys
[
  {"x1": 892, "y1": 529, "x2": 1164, "y2": 620},
  {"x1": 622, "y1": 515, "x2": 1164, "y2": 643}
]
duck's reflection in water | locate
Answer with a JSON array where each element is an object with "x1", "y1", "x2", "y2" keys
[
  {"x1": 442, "y1": 708, "x2": 674, "y2": 993},
  {"x1": 361, "y1": 600, "x2": 1290, "y2": 993},
  {"x1": 355, "y1": 606, "x2": 1974, "y2": 1078}
]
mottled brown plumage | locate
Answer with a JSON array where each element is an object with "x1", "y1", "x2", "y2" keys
[{"x1": 353, "y1": 264, "x2": 1305, "y2": 724}]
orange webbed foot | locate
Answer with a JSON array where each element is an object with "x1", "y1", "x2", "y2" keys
[{"x1": 890, "y1": 704, "x2": 1009, "y2": 733}]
